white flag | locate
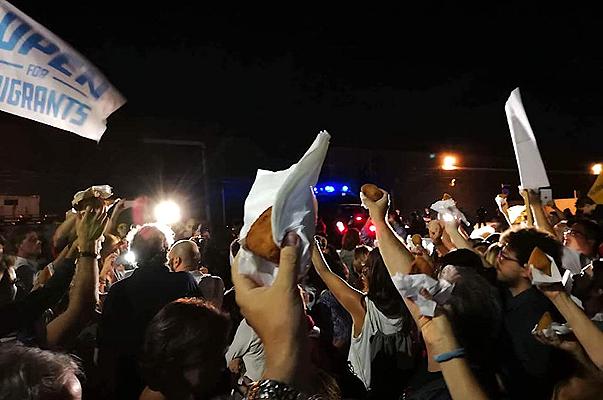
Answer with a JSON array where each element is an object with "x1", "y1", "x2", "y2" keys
[
  {"x1": 0, "y1": 1, "x2": 125, "y2": 141},
  {"x1": 505, "y1": 88, "x2": 549, "y2": 190}
]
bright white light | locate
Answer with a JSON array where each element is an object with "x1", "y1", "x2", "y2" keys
[
  {"x1": 154, "y1": 200, "x2": 181, "y2": 225},
  {"x1": 369, "y1": 225, "x2": 377, "y2": 233},
  {"x1": 325, "y1": 185, "x2": 335, "y2": 193},
  {"x1": 342, "y1": 185, "x2": 349, "y2": 192},
  {"x1": 592, "y1": 163, "x2": 602, "y2": 175},
  {"x1": 124, "y1": 251, "x2": 136, "y2": 264},
  {"x1": 442, "y1": 155, "x2": 457, "y2": 171},
  {"x1": 336, "y1": 221, "x2": 346, "y2": 233}
]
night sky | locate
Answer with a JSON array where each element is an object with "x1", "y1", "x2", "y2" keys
[{"x1": 2, "y1": 2, "x2": 602, "y2": 213}]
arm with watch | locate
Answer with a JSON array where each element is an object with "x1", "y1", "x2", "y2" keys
[{"x1": 46, "y1": 206, "x2": 108, "y2": 348}]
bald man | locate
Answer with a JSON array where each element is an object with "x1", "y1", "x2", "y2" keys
[
  {"x1": 168, "y1": 240, "x2": 225, "y2": 308},
  {"x1": 167, "y1": 240, "x2": 204, "y2": 280}
]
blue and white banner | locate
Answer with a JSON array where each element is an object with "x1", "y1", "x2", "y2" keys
[{"x1": 0, "y1": 1, "x2": 125, "y2": 141}]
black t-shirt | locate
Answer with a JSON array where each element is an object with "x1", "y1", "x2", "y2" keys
[{"x1": 499, "y1": 287, "x2": 572, "y2": 400}]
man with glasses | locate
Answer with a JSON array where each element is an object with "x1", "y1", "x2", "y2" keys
[
  {"x1": 563, "y1": 219, "x2": 602, "y2": 261},
  {"x1": 495, "y1": 228, "x2": 569, "y2": 400}
]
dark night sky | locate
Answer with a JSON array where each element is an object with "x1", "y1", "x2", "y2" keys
[{"x1": 2, "y1": 2, "x2": 602, "y2": 212}]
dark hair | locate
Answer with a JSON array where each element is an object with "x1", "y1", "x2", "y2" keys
[
  {"x1": 0, "y1": 343, "x2": 82, "y2": 400},
  {"x1": 500, "y1": 227, "x2": 563, "y2": 268},
  {"x1": 7, "y1": 226, "x2": 36, "y2": 255},
  {"x1": 129, "y1": 225, "x2": 171, "y2": 267},
  {"x1": 441, "y1": 248, "x2": 497, "y2": 285},
  {"x1": 141, "y1": 298, "x2": 231, "y2": 399},
  {"x1": 573, "y1": 218, "x2": 603, "y2": 246},
  {"x1": 324, "y1": 251, "x2": 347, "y2": 280},
  {"x1": 442, "y1": 267, "x2": 503, "y2": 394},
  {"x1": 342, "y1": 228, "x2": 361, "y2": 251},
  {"x1": 365, "y1": 248, "x2": 407, "y2": 319}
]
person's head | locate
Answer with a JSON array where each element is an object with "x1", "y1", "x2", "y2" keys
[
  {"x1": 341, "y1": 228, "x2": 360, "y2": 250},
  {"x1": 183, "y1": 218, "x2": 198, "y2": 237},
  {"x1": 441, "y1": 248, "x2": 497, "y2": 284},
  {"x1": 353, "y1": 245, "x2": 370, "y2": 274},
  {"x1": 9, "y1": 227, "x2": 42, "y2": 259},
  {"x1": 576, "y1": 196, "x2": 597, "y2": 216},
  {"x1": 365, "y1": 248, "x2": 407, "y2": 319},
  {"x1": 497, "y1": 228, "x2": 563, "y2": 291},
  {"x1": 168, "y1": 240, "x2": 201, "y2": 272},
  {"x1": 563, "y1": 219, "x2": 603, "y2": 258},
  {"x1": 198, "y1": 275, "x2": 225, "y2": 309},
  {"x1": 0, "y1": 344, "x2": 82, "y2": 400},
  {"x1": 428, "y1": 220, "x2": 443, "y2": 243},
  {"x1": 552, "y1": 369, "x2": 603, "y2": 400},
  {"x1": 127, "y1": 224, "x2": 174, "y2": 268},
  {"x1": 141, "y1": 298, "x2": 231, "y2": 399},
  {"x1": 116, "y1": 223, "x2": 131, "y2": 239},
  {"x1": 324, "y1": 251, "x2": 348, "y2": 281},
  {"x1": 100, "y1": 233, "x2": 122, "y2": 262},
  {"x1": 439, "y1": 267, "x2": 503, "y2": 380},
  {"x1": 571, "y1": 260, "x2": 603, "y2": 319}
]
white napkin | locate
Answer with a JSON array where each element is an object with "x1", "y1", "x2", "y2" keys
[
  {"x1": 530, "y1": 252, "x2": 562, "y2": 284},
  {"x1": 532, "y1": 322, "x2": 572, "y2": 337},
  {"x1": 430, "y1": 198, "x2": 469, "y2": 226},
  {"x1": 71, "y1": 185, "x2": 113, "y2": 208},
  {"x1": 507, "y1": 205, "x2": 527, "y2": 225},
  {"x1": 237, "y1": 131, "x2": 331, "y2": 286},
  {"x1": 391, "y1": 272, "x2": 454, "y2": 317}
]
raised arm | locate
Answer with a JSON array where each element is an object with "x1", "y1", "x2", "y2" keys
[
  {"x1": 442, "y1": 220, "x2": 473, "y2": 251},
  {"x1": 363, "y1": 187, "x2": 414, "y2": 276},
  {"x1": 542, "y1": 289, "x2": 603, "y2": 370},
  {"x1": 311, "y1": 242, "x2": 365, "y2": 336},
  {"x1": 47, "y1": 207, "x2": 107, "y2": 348},
  {"x1": 522, "y1": 190, "x2": 556, "y2": 237},
  {"x1": 404, "y1": 294, "x2": 490, "y2": 400}
]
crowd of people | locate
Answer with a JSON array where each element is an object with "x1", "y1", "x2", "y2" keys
[{"x1": 0, "y1": 183, "x2": 602, "y2": 400}]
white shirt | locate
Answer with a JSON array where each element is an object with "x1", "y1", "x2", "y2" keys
[
  {"x1": 225, "y1": 319, "x2": 265, "y2": 382},
  {"x1": 348, "y1": 297, "x2": 406, "y2": 390}
]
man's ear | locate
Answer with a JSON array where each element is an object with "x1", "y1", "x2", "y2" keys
[{"x1": 520, "y1": 264, "x2": 532, "y2": 280}]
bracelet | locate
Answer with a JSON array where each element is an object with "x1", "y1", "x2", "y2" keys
[
  {"x1": 433, "y1": 347, "x2": 466, "y2": 363},
  {"x1": 247, "y1": 379, "x2": 304, "y2": 400},
  {"x1": 79, "y1": 251, "x2": 99, "y2": 259}
]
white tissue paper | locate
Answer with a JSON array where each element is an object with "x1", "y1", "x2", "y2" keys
[
  {"x1": 507, "y1": 205, "x2": 527, "y2": 225},
  {"x1": 430, "y1": 198, "x2": 469, "y2": 226},
  {"x1": 237, "y1": 131, "x2": 331, "y2": 286},
  {"x1": 391, "y1": 272, "x2": 454, "y2": 317},
  {"x1": 405, "y1": 236, "x2": 435, "y2": 255},
  {"x1": 71, "y1": 185, "x2": 113, "y2": 208},
  {"x1": 529, "y1": 252, "x2": 563, "y2": 284},
  {"x1": 532, "y1": 322, "x2": 572, "y2": 337}
]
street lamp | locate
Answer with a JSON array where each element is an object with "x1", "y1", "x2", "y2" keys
[
  {"x1": 442, "y1": 155, "x2": 458, "y2": 171},
  {"x1": 591, "y1": 163, "x2": 602, "y2": 175}
]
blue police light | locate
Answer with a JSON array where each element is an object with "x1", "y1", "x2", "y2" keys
[{"x1": 315, "y1": 183, "x2": 352, "y2": 195}]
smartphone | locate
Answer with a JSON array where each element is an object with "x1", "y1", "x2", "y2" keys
[{"x1": 539, "y1": 187, "x2": 553, "y2": 205}]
